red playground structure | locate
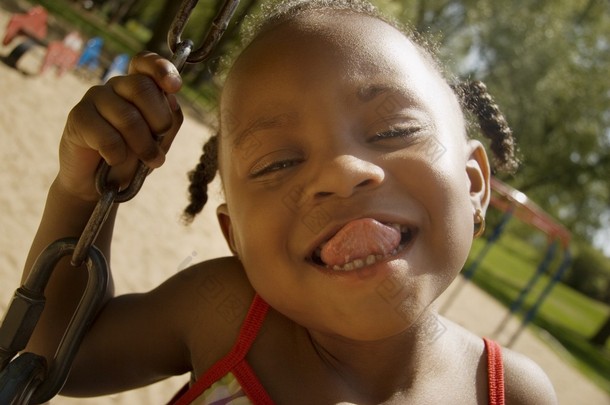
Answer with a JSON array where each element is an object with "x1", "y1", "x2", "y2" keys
[{"x1": 441, "y1": 177, "x2": 572, "y2": 347}]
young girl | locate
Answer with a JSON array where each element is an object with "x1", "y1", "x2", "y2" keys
[{"x1": 20, "y1": 0, "x2": 557, "y2": 403}]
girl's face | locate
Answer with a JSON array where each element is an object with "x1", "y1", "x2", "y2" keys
[{"x1": 216, "y1": 11, "x2": 490, "y2": 340}]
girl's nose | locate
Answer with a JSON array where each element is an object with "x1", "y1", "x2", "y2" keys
[{"x1": 308, "y1": 154, "x2": 384, "y2": 200}]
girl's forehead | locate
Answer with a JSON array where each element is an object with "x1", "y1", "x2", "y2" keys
[
  {"x1": 236, "y1": 12, "x2": 417, "y2": 74},
  {"x1": 218, "y1": 10, "x2": 455, "y2": 144},
  {"x1": 222, "y1": 13, "x2": 437, "y2": 103}
]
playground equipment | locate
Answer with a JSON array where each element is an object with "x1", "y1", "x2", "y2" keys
[
  {"x1": 101, "y1": 53, "x2": 129, "y2": 82},
  {"x1": 2, "y1": 7, "x2": 89, "y2": 77},
  {"x1": 0, "y1": 1, "x2": 241, "y2": 403},
  {"x1": 2, "y1": 6, "x2": 47, "y2": 46},
  {"x1": 1, "y1": 6, "x2": 48, "y2": 69},
  {"x1": 75, "y1": 36, "x2": 103, "y2": 72},
  {"x1": 39, "y1": 31, "x2": 83, "y2": 76},
  {"x1": 440, "y1": 177, "x2": 572, "y2": 347},
  {"x1": 3, "y1": 7, "x2": 115, "y2": 78}
]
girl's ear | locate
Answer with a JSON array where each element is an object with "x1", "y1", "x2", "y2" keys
[
  {"x1": 216, "y1": 203, "x2": 239, "y2": 256},
  {"x1": 466, "y1": 140, "x2": 491, "y2": 214}
]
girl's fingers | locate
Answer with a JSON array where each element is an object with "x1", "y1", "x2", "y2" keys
[
  {"x1": 67, "y1": 90, "x2": 129, "y2": 167},
  {"x1": 100, "y1": 95, "x2": 165, "y2": 168},
  {"x1": 120, "y1": 53, "x2": 183, "y2": 150},
  {"x1": 60, "y1": 52, "x2": 184, "y2": 199},
  {"x1": 109, "y1": 74, "x2": 175, "y2": 140},
  {"x1": 158, "y1": 94, "x2": 184, "y2": 155},
  {"x1": 128, "y1": 52, "x2": 182, "y2": 94},
  {"x1": 69, "y1": 94, "x2": 162, "y2": 172}
]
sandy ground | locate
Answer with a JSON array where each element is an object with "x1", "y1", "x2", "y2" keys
[{"x1": 0, "y1": 5, "x2": 608, "y2": 405}]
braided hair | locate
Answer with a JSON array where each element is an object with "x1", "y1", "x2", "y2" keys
[
  {"x1": 452, "y1": 81, "x2": 519, "y2": 173},
  {"x1": 182, "y1": 0, "x2": 519, "y2": 223},
  {"x1": 184, "y1": 134, "x2": 218, "y2": 222}
]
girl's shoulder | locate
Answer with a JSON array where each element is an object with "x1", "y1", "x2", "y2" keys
[
  {"x1": 156, "y1": 256, "x2": 257, "y2": 374},
  {"x1": 442, "y1": 318, "x2": 557, "y2": 404},
  {"x1": 502, "y1": 346, "x2": 558, "y2": 404},
  {"x1": 173, "y1": 255, "x2": 256, "y2": 308}
]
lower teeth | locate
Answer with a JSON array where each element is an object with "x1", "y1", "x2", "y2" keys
[{"x1": 330, "y1": 245, "x2": 404, "y2": 271}]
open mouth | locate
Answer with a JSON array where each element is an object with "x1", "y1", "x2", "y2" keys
[{"x1": 309, "y1": 223, "x2": 416, "y2": 271}]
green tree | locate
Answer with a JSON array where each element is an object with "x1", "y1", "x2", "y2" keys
[{"x1": 457, "y1": 1, "x2": 609, "y2": 240}]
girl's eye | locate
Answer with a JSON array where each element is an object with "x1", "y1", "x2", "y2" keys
[
  {"x1": 249, "y1": 158, "x2": 302, "y2": 178},
  {"x1": 370, "y1": 126, "x2": 421, "y2": 142}
]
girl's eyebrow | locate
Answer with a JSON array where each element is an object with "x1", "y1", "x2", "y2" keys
[
  {"x1": 358, "y1": 83, "x2": 425, "y2": 116},
  {"x1": 233, "y1": 111, "x2": 299, "y2": 148},
  {"x1": 358, "y1": 83, "x2": 418, "y2": 104},
  {"x1": 358, "y1": 84, "x2": 393, "y2": 102}
]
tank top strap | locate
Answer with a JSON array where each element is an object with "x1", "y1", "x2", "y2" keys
[
  {"x1": 230, "y1": 294, "x2": 270, "y2": 359},
  {"x1": 171, "y1": 294, "x2": 270, "y2": 405},
  {"x1": 483, "y1": 337, "x2": 506, "y2": 405}
]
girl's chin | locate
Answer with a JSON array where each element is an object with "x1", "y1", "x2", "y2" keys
[
  {"x1": 315, "y1": 305, "x2": 427, "y2": 342},
  {"x1": 317, "y1": 320, "x2": 417, "y2": 343}
]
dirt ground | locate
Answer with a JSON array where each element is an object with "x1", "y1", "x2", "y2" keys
[{"x1": 0, "y1": 4, "x2": 608, "y2": 404}]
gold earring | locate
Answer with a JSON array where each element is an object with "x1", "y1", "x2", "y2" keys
[{"x1": 473, "y1": 209, "x2": 486, "y2": 238}]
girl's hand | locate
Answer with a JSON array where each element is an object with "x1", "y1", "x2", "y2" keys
[{"x1": 58, "y1": 52, "x2": 184, "y2": 201}]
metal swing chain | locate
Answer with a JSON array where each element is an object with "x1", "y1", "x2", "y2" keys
[
  {"x1": 0, "y1": 1, "x2": 240, "y2": 404},
  {"x1": 74, "y1": 0, "x2": 241, "y2": 268}
]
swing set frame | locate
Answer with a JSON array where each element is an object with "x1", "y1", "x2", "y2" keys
[{"x1": 441, "y1": 176, "x2": 571, "y2": 347}]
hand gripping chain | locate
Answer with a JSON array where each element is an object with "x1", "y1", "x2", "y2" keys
[{"x1": 0, "y1": 1, "x2": 240, "y2": 403}]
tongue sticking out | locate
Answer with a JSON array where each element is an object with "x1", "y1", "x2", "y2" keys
[{"x1": 320, "y1": 218, "x2": 401, "y2": 267}]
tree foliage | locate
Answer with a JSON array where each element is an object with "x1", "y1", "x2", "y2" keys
[
  {"x1": 470, "y1": 1, "x2": 609, "y2": 241},
  {"x1": 565, "y1": 242, "x2": 610, "y2": 302}
]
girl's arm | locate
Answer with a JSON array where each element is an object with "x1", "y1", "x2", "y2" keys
[{"x1": 20, "y1": 52, "x2": 186, "y2": 391}]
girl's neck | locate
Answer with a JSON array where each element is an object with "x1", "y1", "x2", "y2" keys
[{"x1": 306, "y1": 308, "x2": 448, "y2": 402}]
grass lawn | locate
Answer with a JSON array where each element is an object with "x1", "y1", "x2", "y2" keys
[{"x1": 466, "y1": 232, "x2": 610, "y2": 393}]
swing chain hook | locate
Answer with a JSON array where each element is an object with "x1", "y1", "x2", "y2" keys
[
  {"x1": 168, "y1": 0, "x2": 241, "y2": 68},
  {"x1": 92, "y1": 0, "x2": 241, "y2": 209}
]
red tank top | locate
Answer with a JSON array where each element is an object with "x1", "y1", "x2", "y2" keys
[{"x1": 170, "y1": 296, "x2": 505, "y2": 404}]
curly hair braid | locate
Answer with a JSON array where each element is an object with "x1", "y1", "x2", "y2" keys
[
  {"x1": 182, "y1": 0, "x2": 519, "y2": 222},
  {"x1": 452, "y1": 81, "x2": 519, "y2": 173},
  {"x1": 183, "y1": 134, "x2": 218, "y2": 223}
]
